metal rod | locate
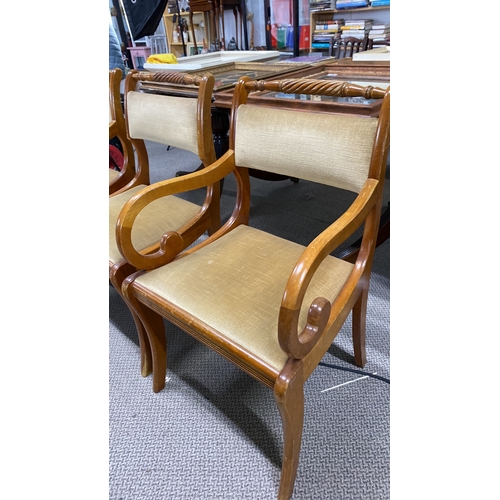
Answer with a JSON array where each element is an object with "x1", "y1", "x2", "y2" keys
[{"x1": 175, "y1": 0, "x2": 187, "y2": 56}]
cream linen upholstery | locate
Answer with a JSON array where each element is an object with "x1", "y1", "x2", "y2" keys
[
  {"x1": 134, "y1": 225, "x2": 354, "y2": 373},
  {"x1": 234, "y1": 105, "x2": 378, "y2": 193},
  {"x1": 109, "y1": 168, "x2": 120, "y2": 184},
  {"x1": 127, "y1": 92, "x2": 199, "y2": 155},
  {"x1": 109, "y1": 185, "x2": 201, "y2": 264}
]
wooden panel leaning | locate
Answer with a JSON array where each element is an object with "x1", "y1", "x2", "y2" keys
[
  {"x1": 115, "y1": 76, "x2": 390, "y2": 499},
  {"x1": 109, "y1": 69, "x2": 221, "y2": 386},
  {"x1": 109, "y1": 68, "x2": 135, "y2": 195}
]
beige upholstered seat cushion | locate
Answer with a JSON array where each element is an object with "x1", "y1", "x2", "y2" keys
[
  {"x1": 134, "y1": 225, "x2": 354, "y2": 373},
  {"x1": 109, "y1": 185, "x2": 202, "y2": 264},
  {"x1": 109, "y1": 169, "x2": 120, "y2": 184}
]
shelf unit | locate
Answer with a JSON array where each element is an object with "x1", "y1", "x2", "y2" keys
[
  {"x1": 163, "y1": 11, "x2": 210, "y2": 58},
  {"x1": 309, "y1": 6, "x2": 389, "y2": 54}
]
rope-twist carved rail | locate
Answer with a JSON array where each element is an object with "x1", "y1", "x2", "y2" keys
[
  {"x1": 246, "y1": 78, "x2": 386, "y2": 99},
  {"x1": 135, "y1": 71, "x2": 205, "y2": 86}
]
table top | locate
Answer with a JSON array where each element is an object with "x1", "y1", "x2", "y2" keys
[
  {"x1": 212, "y1": 58, "x2": 390, "y2": 116},
  {"x1": 138, "y1": 57, "x2": 390, "y2": 116}
]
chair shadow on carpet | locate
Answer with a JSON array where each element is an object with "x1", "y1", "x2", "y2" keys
[
  {"x1": 176, "y1": 372, "x2": 283, "y2": 469},
  {"x1": 109, "y1": 284, "x2": 141, "y2": 346}
]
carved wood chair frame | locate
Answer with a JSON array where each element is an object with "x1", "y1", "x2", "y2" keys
[
  {"x1": 109, "y1": 69, "x2": 221, "y2": 381},
  {"x1": 115, "y1": 76, "x2": 390, "y2": 499}
]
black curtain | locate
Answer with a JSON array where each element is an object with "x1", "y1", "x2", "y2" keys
[{"x1": 121, "y1": 0, "x2": 168, "y2": 40}]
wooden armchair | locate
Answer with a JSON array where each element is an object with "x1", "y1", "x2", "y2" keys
[
  {"x1": 109, "y1": 69, "x2": 221, "y2": 383},
  {"x1": 116, "y1": 77, "x2": 390, "y2": 499},
  {"x1": 109, "y1": 68, "x2": 135, "y2": 195}
]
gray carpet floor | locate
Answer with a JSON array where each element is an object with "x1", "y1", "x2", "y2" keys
[{"x1": 109, "y1": 142, "x2": 390, "y2": 499}]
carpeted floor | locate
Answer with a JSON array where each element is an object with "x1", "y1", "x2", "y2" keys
[{"x1": 109, "y1": 142, "x2": 390, "y2": 499}]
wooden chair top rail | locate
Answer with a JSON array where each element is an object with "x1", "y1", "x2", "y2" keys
[
  {"x1": 241, "y1": 78, "x2": 388, "y2": 99},
  {"x1": 129, "y1": 70, "x2": 210, "y2": 87}
]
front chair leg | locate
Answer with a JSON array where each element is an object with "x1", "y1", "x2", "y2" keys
[
  {"x1": 122, "y1": 275, "x2": 168, "y2": 393},
  {"x1": 352, "y1": 285, "x2": 368, "y2": 367},
  {"x1": 274, "y1": 360, "x2": 304, "y2": 500}
]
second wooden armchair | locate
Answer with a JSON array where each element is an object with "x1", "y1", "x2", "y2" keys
[
  {"x1": 115, "y1": 76, "x2": 390, "y2": 499},
  {"x1": 109, "y1": 69, "x2": 221, "y2": 383}
]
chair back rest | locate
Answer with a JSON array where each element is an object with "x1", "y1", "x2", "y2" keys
[
  {"x1": 335, "y1": 36, "x2": 368, "y2": 59},
  {"x1": 124, "y1": 70, "x2": 216, "y2": 164},
  {"x1": 232, "y1": 79, "x2": 389, "y2": 194},
  {"x1": 127, "y1": 92, "x2": 199, "y2": 154}
]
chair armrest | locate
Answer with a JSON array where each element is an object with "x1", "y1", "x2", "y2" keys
[
  {"x1": 278, "y1": 178, "x2": 380, "y2": 359},
  {"x1": 115, "y1": 150, "x2": 235, "y2": 270}
]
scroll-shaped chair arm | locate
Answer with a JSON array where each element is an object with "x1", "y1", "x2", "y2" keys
[
  {"x1": 278, "y1": 178, "x2": 380, "y2": 359},
  {"x1": 115, "y1": 150, "x2": 236, "y2": 270}
]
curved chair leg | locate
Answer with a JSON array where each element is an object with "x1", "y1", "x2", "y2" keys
[
  {"x1": 110, "y1": 262, "x2": 153, "y2": 378},
  {"x1": 352, "y1": 285, "x2": 368, "y2": 367},
  {"x1": 122, "y1": 273, "x2": 168, "y2": 393},
  {"x1": 274, "y1": 360, "x2": 304, "y2": 500},
  {"x1": 131, "y1": 310, "x2": 153, "y2": 378}
]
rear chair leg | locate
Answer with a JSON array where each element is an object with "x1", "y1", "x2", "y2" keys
[
  {"x1": 132, "y1": 310, "x2": 153, "y2": 378},
  {"x1": 352, "y1": 286, "x2": 368, "y2": 367},
  {"x1": 110, "y1": 265, "x2": 153, "y2": 378},
  {"x1": 274, "y1": 360, "x2": 304, "y2": 500},
  {"x1": 122, "y1": 276, "x2": 168, "y2": 393}
]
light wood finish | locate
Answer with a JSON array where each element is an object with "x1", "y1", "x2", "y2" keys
[
  {"x1": 116, "y1": 77, "x2": 390, "y2": 498},
  {"x1": 109, "y1": 68, "x2": 135, "y2": 195},
  {"x1": 109, "y1": 69, "x2": 221, "y2": 384}
]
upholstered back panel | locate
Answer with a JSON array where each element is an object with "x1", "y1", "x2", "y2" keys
[
  {"x1": 127, "y1": 92, "x2": 199, "y2": 155},
  {"x1": 234, "y1": 105, "x2": 378, "y2": 193}
]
